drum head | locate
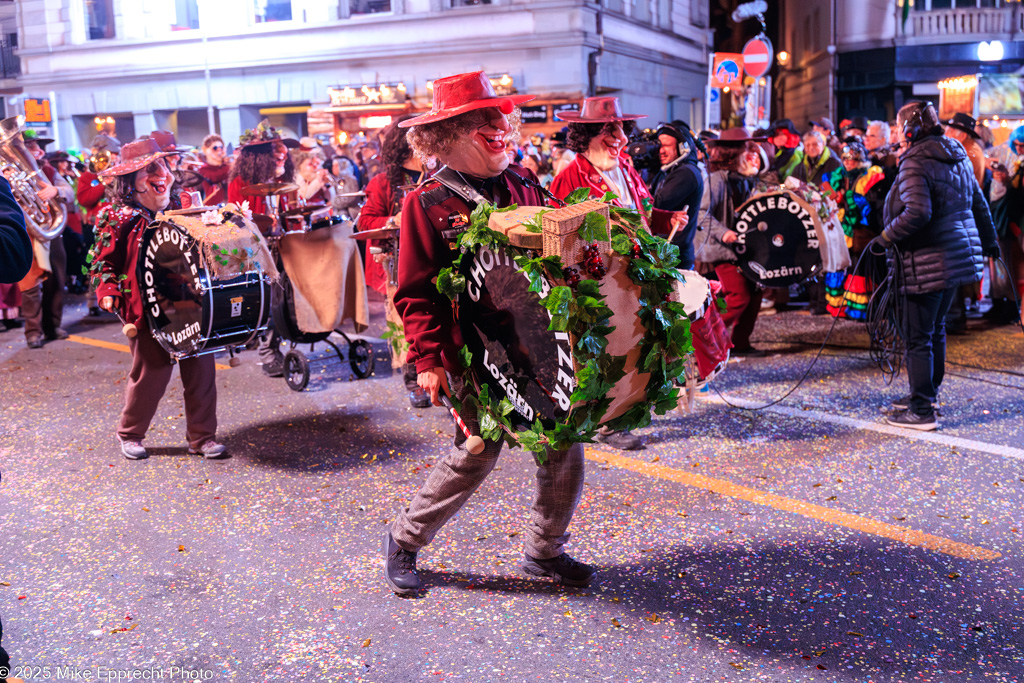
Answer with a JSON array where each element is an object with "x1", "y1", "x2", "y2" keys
[
  {"x1": 138, "y1": 221, "x2": 207, "y2": 356},
  {"x1": 733, "y1": 191, "x2": 822, "y2": 287},
  {"x1": 458, "y1": 246, "x2": 575, "y2": 428}
]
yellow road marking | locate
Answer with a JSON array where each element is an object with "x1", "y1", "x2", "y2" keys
[
  {"x1": 68, "y1": 334, "x2": 232, "y2": 370},
  {"x1": 586, "y1": 448, "x2": 1001, "y2": 561}
]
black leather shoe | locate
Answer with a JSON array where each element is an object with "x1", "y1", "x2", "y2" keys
[
  {"x1": 261, "y1": 357, "x2": 284, "y2": 377},
  {"x1": 26, "y1": 335, "x2": 43, "y2": 349},
  {"x1": 45, "y1": 327, "x2": 69, "y2": 341},
  {"x1": 522, "y1": 553, "x2": 595, "y2": 587},
  {"x1": 596, "y1": 429, "x2": 642, "y2": 450},
  {"x1": 732, "y1": 346, "x2": 767, "y2": 358},
  {"x1": 383, "y1": 532, "x2": 422, "y2": 595},
  {"x1": 409, "y1": 387, "x2": 431, "y2": 409}
]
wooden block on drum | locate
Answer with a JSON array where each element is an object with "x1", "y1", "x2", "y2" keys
[
  {"x1": 488, "y1": 206, "x2": 546, "y2": 236},
  {"x1": 507, "y1": 225, "x2": 543, "y2": 250},
  {"x1": 541, "y1": 200, "x2": 611, "y2": 266}
]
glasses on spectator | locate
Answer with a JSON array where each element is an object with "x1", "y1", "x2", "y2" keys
[{"x1": 210, "y1": 145, "x2": 224, "y2": 151}]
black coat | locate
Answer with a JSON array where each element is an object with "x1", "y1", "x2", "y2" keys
[
  {"x1": 651, "y1": 157, "x2": 704, "y2": 269},
  {"x1": 0, "y1": 177, "x2": 30, "y2": 284},
  {"x1": 882, "y1": 135, "x2": 997, "y2": 295}
]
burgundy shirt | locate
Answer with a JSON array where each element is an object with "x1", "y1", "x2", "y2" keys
[{"x1": 394, "y1": 164, "x2": 543, "y2": 375}]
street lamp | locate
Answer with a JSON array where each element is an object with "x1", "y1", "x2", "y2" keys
[{"x1": 777, "y1": 51, "x2": 790, "y2": 66}]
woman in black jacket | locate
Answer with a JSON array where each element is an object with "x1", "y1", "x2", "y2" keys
[{"x1": 881, "y1": 102, "x2": 998, "y2": 431}]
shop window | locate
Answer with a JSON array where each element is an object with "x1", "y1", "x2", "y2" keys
[
  {"x1": 255, "y1": 0, "x2": 293, "y2": 23},
  {"x1": 350, "y1": 0, "x2": 392, "y2": 14},
  {"x1": 173, "y1": 0, "x2": 200, "y2": 30},
  {"x1": 84, "y1": 0, "x2": 115, "y2": 40},
  {"x1": 451, "y1": 0, "x2": 492, "y2": 6}
]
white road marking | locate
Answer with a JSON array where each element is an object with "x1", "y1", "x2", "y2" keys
[{"x1": 703, "y1": 395, "x2": 1024, "y2": 462}]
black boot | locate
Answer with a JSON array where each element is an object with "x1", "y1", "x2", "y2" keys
[
  {"x1": 522, "y1": 552, "x2": 595, "y2": 587},
  {"x1": 383, "y1": 532, "x2": 422, "y2": 595}
]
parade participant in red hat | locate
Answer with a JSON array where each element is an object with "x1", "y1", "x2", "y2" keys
[
  {"x1": 87, "y1": 137, "x2": 227, "y2": 461},
  {"x1": 383, "y1": 71, "x2": 594, "y2": 596},
  {"x1": 548, "y1": 96, "x2": 689, "y2": 451}
]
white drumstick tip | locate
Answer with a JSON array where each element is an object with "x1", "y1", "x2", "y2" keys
[
  {"x1": 465, "y1": 435, "x2": 485, "y2": 455},
  {"x1": 122, "y1": 323, "x2": 137, "y2": 338}
]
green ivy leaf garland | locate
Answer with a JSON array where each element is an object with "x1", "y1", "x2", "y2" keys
[{"x1": 433, "y1": 194, "x2": 694, "y2": 457}]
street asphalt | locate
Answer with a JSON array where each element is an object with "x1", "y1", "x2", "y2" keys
[{"x1": 1, "y1": 293, "x2": 1022, "y2": 682}]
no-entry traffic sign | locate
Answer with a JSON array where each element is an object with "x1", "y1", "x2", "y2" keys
[{"x1": 742, "y1": 37, "x2": 773, "y2": 78}]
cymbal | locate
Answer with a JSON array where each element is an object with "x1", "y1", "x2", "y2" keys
[
  {"x1": 349, "y1": 226, "x2": 399, "y2": 241},
  {"x1": 241, "y1": 182, "x2": 299, "y2": 196},
  {"x1": 336, "y1": 190, "x2": 367, "y2": 198}
]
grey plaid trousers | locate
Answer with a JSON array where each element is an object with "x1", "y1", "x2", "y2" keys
[{"x1": 392, "y1": 383, "x2": 585, "y2": 560}]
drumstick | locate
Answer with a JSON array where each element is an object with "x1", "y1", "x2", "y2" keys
[
  {"x1": 439, "y1": 394, "x2": 485, "y2": 455},
  {"x1": 108, "y1": 305, "x2": 137, "y2": 338}
]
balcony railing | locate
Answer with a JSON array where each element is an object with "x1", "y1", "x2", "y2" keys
[
  {"x1": 0, "y1": 37, "x2": 19, "y2": 79},
  {"x1": 902, "y1": 7, "x2": 1020, "y2": 41}
]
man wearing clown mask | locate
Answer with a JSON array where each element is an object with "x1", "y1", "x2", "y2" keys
[{"x1": 384, "y1": 71, "x2": 595, "y2": 596}]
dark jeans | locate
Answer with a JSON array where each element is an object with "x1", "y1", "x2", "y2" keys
[{"x1": 903, "y1": 287, "x2": 956, "y2": 416}]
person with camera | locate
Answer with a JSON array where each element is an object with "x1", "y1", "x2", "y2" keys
[
  {"x1": 649, "y1": 120, "x2": 704, "y2": 270},
  {"x1": 882, "y1": 102, "x2": 998, "y2": 431}
]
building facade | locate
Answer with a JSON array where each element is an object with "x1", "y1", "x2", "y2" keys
[
  {"x1": 8, "y1": 0, "x2": 712, "y2": 150},
  {"x1": 777, "y1": 0, "x2": 1023, "y2": 130}
]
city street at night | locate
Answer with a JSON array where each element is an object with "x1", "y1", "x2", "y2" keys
[{"x1": 1, "y1": 295, "x2": 1022, "y2": 682}]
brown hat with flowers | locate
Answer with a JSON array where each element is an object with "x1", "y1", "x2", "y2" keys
[
  {"x1": 98, "y1": 137, "x2": 172, "y2": 177},
  {"x1": 238, "y1": 119, "x2": 300, "y2": 150}
]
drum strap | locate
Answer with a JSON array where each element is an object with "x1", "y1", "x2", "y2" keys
[{"x1": 432, "y1": 167, "x2": 491, "y2": 207}]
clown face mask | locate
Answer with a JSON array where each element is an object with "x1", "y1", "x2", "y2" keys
[
  {"x1": 134, "y1": 158, "x2": 172, "y2": 213},
  {"x1": 445, "y1": 107, "x2": 512, "y2": 179}
]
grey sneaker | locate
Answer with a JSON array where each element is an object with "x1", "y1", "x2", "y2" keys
[
  {"x1": 522, "y1": 553, "x2": 595, "y2": 587},
  {"x1": 119, "y1": 438, "x2": 149, "y2": 461},
  {"x1": 885, "y1": 410, "x2": 938, "y2": 432},
  {"x1": 189, "y1": 440, "x2": 229, "y2": 459}
]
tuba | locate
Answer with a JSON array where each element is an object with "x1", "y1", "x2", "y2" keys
[{"x1": 0, "y1": 116, "x2": 67, "y2": 241}]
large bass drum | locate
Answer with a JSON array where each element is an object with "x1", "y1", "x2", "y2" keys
[
  {"x1": 733, "y1": 190, "x2": 823, "y2": 288},
  {"x1": 138, "y1": 212, "x2": 274, "y2": 360}
]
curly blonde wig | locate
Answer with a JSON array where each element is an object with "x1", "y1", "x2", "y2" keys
[{"x1": 406, "y1": 107, "x2": 521, "y2": 162}]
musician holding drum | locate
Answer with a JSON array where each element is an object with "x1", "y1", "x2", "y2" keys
[
  {"x1": 383, "y1": 71, "x2": 594, "y2": 596},
  {"x1": 89, "y1": 138, "x2": 227, "y2": 461},
  {"x1": 698, "y1": 129, "x2": 766, "y2": 357},
  {"x1": 549, "y1": 96, "x2": 689, "y2": 451}
]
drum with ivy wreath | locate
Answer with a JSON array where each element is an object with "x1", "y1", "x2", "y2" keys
[{"x1": 438, "y1": 197, "x2": 709, "y2": 453}]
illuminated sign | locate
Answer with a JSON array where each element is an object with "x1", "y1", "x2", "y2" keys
[
  {"x1": 328, "y1": 83, "x2": 407, "y2": 108},
  {"x1": 24, "y1": 99, "x2": 52, "y2": 123}
]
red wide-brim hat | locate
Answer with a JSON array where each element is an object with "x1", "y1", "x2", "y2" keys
[
  {"x1": 399, "y1": 71, "x2": 534, "y2": 128},
  {"x1": 555, "y1": 97, "x2": 646, "y2": 123},
  {"x1": 99, "y1": 137, "x2": 173, "y2": 177}
]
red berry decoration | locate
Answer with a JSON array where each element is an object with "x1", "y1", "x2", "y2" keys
[{"x1": 662, "y1": 293, "x2": 672, "y2": 302}]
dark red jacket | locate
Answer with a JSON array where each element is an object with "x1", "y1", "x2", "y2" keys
[
  {"x1": 91, "y1": 204, "x2": 150, "y2": 328},
  {"x1": 77, "y1": 169, "x2": 109, "y2": 225},
  {"x1": 549, "y1": 154, "x2": 673, "y2": 235},
  {"x1": 394, "y1": 165, "x2": 543, "y2": 374},
  {"x1": 198, "y1": 163, "x2": 230, "y2": 205},
  {"x1": 357, "y1": 172, "x2": 394, "y2": 294}
]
